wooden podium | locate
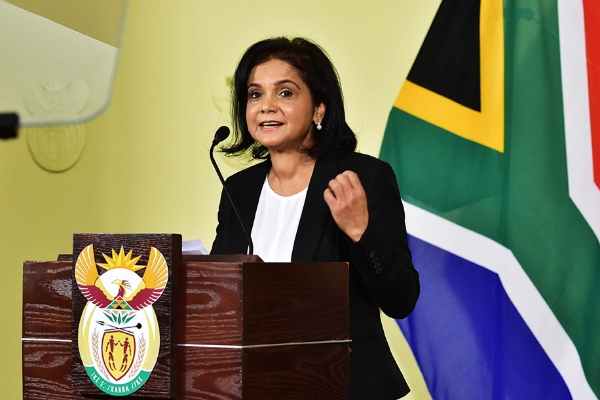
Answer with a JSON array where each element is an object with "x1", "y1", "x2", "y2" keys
[{"x1": 22, "y1": 235, "x2": 349, "y2": 399}]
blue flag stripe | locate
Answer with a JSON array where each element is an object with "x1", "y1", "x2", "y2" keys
[{"x1": 399, "y1": 234, "x2": 571, "y2": 399}]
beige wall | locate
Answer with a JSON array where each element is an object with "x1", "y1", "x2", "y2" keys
[{"x1": 0, "y1": 1, "x2": 440, "y2": 398}]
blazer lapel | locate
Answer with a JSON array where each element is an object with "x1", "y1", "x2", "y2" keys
[
  {"x1": 230, "y1": 160, "x2": 269, "y2": 255},
  {"x1": 292, "y1": 151, "x2": 339, "y2": 262}
]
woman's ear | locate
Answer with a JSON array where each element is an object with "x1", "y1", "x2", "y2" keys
[{"x1": 314, "y1": 102, "x2": 326, "y2": 124}]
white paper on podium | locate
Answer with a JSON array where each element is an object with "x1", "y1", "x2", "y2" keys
[{"x1": 182, "y1": 239, "x2": 208, "y2": 255}]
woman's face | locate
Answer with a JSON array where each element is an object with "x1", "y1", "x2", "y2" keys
[{"x1": 246, "y1": 59, "x2": 325, "y2": 155}]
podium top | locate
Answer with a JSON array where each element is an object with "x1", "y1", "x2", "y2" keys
[
  {"x1": 182, "y1": 254, "x2": 263, "y2": 263},
  {"x1": 56, "y1": 253, "x2": 264, "y2": 263}
]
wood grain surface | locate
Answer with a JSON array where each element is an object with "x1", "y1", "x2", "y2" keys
[
  {"x1": 23, "y1": 262, "x2": 83, "y2": 400},
  {"x1": 242, "y1": 344, "x2": 349, "y2": 400},
  {"x1": 23, "y1": 250, "x2": 349, "y2": 399},
  {"x1": 241, "y1": 262, "x2": 349, "y2": 345}
]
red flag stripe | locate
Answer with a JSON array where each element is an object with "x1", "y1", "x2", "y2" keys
[{"x1": 583, "y1": 0, "x2": 600, "y2": 190}]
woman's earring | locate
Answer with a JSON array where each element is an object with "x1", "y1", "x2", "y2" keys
[{"x1": 316, "y1": 121, "x2": 322, "y2": 131}]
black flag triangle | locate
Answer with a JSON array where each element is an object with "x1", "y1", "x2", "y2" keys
[{"x1": 395, "y1": 0, "x2": 504, "y2": 152}]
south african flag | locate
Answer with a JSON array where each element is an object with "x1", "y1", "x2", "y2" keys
[{"x1": 380, "y1": 0, "x2": 600, "y2": 398}]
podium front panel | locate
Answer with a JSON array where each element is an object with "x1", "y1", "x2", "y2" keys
[{"x1": 23, "y1": 252, "x2": 349, "y2": 399}]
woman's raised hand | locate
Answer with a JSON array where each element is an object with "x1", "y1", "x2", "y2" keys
[{"x1": 324, "y1": 170, "x2": 369, "y2": 242}]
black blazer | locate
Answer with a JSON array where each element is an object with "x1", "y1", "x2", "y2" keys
[{"x1": 212, "y1": 149, "x2": 420, "y2": 400}]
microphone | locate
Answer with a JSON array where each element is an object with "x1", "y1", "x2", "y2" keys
[
  {"x1": 209, "y1": 126, "x2": 254, "y2": 255},
  {"x1": 212, "y1": 125, "x2": 230, "y2": 146}
]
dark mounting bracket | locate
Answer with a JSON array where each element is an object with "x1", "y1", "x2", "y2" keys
[{"x1": 0, "y1": 113, "x2": 19, "y2": 139}]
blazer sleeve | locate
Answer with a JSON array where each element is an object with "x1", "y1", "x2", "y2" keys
[{"x1": 346, "y1": 159, "x2": 420, "y2": 319}]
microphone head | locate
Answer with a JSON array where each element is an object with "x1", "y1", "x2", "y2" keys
[{"x1": 213, "y1": 126, "x2": 230, "y2": 144}]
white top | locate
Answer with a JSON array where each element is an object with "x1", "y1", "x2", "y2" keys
[{"x1": 251, "y1": 176, "x2": 308, "y2": 262}]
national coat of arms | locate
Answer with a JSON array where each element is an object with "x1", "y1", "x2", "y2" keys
[{"x1": 75, "y1": 244, "x2": 167, "y2": 396}]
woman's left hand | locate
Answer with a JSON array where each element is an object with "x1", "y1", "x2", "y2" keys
[{"x1": 324, "y1": 170, "x2": 369, "y2": 242}]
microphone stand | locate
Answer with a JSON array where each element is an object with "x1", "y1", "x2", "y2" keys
[{"x1": 210, "y1": 127, "x2": 254, "y2": 255}]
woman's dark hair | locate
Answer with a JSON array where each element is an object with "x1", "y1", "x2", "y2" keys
[{"x1": 222, "y1": 37, "x2": 357, "y2": 159}]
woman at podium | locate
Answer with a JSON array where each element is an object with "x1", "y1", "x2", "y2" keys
[{"x1": 211, "y1": 37, "x2": 420, "y2": 400}]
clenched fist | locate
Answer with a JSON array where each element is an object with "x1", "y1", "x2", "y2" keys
[{"x1": 323, "y1": 170, "x2": 369, "y2": 242}]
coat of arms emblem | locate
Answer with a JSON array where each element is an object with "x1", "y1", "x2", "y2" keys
[{"x1": 74, "y1": 244, "x2": 167, "y2": 396}]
